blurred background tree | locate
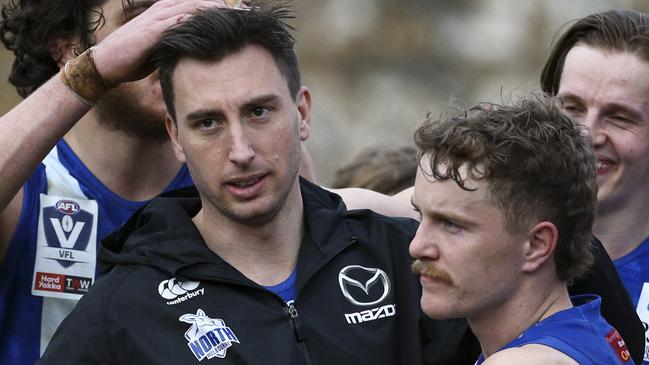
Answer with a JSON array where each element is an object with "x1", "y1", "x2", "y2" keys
[{"x1": 2, "y1": 0, "x2": 648, "y2": 184}]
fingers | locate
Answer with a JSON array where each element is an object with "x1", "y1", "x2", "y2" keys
[
  {"x1": 152, "y1": 0, "x2": 248, "y2": 19},
  {"x1": 93, "y1": 0, "x2": 251, "y2": 85}
]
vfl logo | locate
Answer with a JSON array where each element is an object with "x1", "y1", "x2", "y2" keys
[
  {"x1": 158, "y1": 278, "x2": 204, "y2": 305},
  {"x1": 338, "y1": 265, "x2": 390, "y2": 306},
  {"x1": 180, "y1": 309, "x2": 240, "y2": 361},
  {"x1": 43, "y1": 199, "x2": 93, "y2": 268}
]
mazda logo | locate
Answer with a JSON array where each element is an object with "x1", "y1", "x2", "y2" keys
[{"x1": 338, "y1": 265, "x2": 390, "y2": 306}]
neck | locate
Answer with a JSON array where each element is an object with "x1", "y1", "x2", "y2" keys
[
  {"x1": 594, "y1": 203, "x2": 649, "y2": 259},
  {"x1": 194, "y1": 178, "x2": 304, "y2": 286},
  {"x1": 64, "y1": 113, "x2": 182, "y2": 201},
  {"x1": 469, "y1": 279, "x2": 571, "y2": 358}
]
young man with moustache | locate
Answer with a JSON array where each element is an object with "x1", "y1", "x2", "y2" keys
[
  {"x1": 38, "y1": 5, "x2": 447, "y2": 364},
  {"x1": 541, "y1": 10, "x2": 649, "y2": 363},
  {"x1": 410, "y1": 95, "x2": 633, "y2": 364}
]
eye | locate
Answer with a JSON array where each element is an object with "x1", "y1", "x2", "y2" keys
[
  {"x1": 198, "y1": 119, "x2": 221, "y2": 131},
  {"x1": 561, "y1": 104, "x2": 584, "y2": 118},
  {"x1": 607, "y1": 114, "x2": 636, "y2": 127},
  {"x1": 247, "y1": 106, "x2": 271, "y2": 120},
  {"x1": 441, "y1": 219, "x2": 462, "y2": 233}
]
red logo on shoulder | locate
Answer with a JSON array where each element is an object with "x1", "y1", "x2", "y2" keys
[
  {"x1": 605, "y1": 328, "x2": 631, "y2": 362},
  {"x1": 55, "y1": 200, "x2": 80, "y2": 215}
]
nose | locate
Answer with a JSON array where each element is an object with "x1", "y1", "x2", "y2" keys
[
  {"x1": 580, "y1": 113, "x2": 606, "y2": 147},
  {"x1": 228, "y1": 123, "x2": 255, "y2": 166},
  {"x1": 409, "y1": 224, "x2": 440, "y2": 260}
]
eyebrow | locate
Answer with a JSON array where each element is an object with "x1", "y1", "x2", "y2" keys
[
  {"x1": 560, "y1": 92, "x2": 644, "y2": 121},
  {"x1": 185, "y1": 109, "x2": 226, "y2": 122},
  {"x1": 411, "y1": 197, "x2": 480, "y2": 228},
  {"x1": 241, "y1": 94, "x2": 281, "y2": 111},
  {"x1": 184, "y1": 94, "x2": 282, "y2": 122}
]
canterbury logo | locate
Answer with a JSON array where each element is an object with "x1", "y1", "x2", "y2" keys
[
  {"x1": 338, "y1": 265, "x2": 390, "y2": 306},
  {"x1": 158, "y1": 278, "x2": 201, "y2": 300}
]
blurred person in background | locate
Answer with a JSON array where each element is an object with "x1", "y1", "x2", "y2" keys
[{"x1": 331, "y1": 145, "x2": 419, "y2": 196}]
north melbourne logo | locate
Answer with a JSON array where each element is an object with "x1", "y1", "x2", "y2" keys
[
  {"x1": 180, "y1": 309, "x2": 240, "y2": 361},
  {"x1": 158, "y1": 278, "x2": 204, "y2": 305}
]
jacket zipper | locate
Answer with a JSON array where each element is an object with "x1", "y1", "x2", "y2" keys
[
  {"x1": 284, "y1": 301, "x2": 313, "y2": 364},
  {"x1": 281, "y1": 234, "x2": 355, "y2": 365},
  {"x1": 285, "y1": 302, "x2": 304, "y2": 341}
]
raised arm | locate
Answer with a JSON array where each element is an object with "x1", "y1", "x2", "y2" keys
[{"x1": 0, "y1": 0, "x2": 243, "y2": 258}]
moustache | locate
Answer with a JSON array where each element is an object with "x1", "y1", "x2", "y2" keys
[{"x1": 411, "y1": 260, "x2": 454, "y2": 286}]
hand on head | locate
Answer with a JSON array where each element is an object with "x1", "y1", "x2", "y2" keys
[{"x1": 92, "y1": 0, "x2": 251, "y2": 86}]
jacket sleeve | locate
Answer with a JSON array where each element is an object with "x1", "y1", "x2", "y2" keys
[
  {"x1": 569, "y1": 236, "x2": 645, "y2": 365},
  {"x1": 37, "y1": 276, "x2": 119, "y2": 364}
]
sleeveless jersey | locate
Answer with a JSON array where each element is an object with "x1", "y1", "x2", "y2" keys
[
  {"x1": 614, "y1": 236, "x2": 649, "y2": 364},
  {"x1": 0, "y1": 140, "x2": 193, "y2": 365},
  {"x1": 476, "y1": 295, "x2": 633, "y2": 365}
]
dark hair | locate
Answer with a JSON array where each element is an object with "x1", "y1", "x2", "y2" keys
[
  {"x1": 541, "y1": 9, "x2": 649, "y2": 94},
  {"x1": 331, "y1": 145, "x2": 418, "y2": 195},
  {"x1": 153, "y1": 2, "x2": 300, "y2": 122},
  {"x1": 414, "y1": 94, "x2": 597, "y2": 282},
  {"x1": 0, "y1": 0, "x2": 108, "y2": 97}
]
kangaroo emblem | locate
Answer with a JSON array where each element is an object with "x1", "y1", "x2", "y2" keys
[{"x1": 179, "y1": 309, "x2": 240, "y2": 361}]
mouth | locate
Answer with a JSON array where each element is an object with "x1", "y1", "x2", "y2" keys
[
  {"x1": 225, "y1": 173, "x2": 268, "y2": 199},
  {"x1": 228, "y1": 174, "x2": 264, "y2": 186},
  {"x1": 596, "y1": 158, "x2": 614, "y2": 175}
]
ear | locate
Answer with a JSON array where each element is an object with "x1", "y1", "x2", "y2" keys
[
  {"x1": 48, "y1": 37, "x2": 80, "y2": 69},
  {"x1": 179, "y1": 314, "x2": 197, "y2": 323},
  {"x1": 521, "y1": 221, "x2": 558, "y2": 274},
  {"x1": 295, "y1": 86, "x2": 311, "y2": 142},
  {"x1": 298, "y1": 142, "x2": 318, "y2": 183},
  {"x1": 165, "y1": 114, "x2": 186, "y2": 163}
]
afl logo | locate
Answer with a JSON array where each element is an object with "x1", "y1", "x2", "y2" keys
[
  {"x1": 55, "y1": 200, "x2": 80, "y2": 215},
  {"x1": 338, "y1": 265, "x2": 390, "y2": 306}
]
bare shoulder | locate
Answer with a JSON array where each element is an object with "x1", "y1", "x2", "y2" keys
[
  {"x1": 0, "y1": 187, "x2": 24, "y2": 262},
  {"x1": 483, "y1": 345, "x2": 579, "y2": 365},
  {"x1": 325, "y1": 187, "x2": 418, "y2": 220}
]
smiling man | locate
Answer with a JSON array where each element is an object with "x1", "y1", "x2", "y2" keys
[
  {"x1": 37, "y1": 5, "x2": 450, "y2": 364},
  {"x1": 541, "y1": 10, "x2": 649, "y2": 363},
  {"x1": 410, "y1": 96, "x2": 633, "y2": 364}
]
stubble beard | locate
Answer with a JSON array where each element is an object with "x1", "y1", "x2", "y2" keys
[{"x1": 94, "y1": 83, "x2": 169, "y2": 143}]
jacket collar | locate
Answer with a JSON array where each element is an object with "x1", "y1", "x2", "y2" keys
[{"x1": 100, "y1": 178, "x2": 357, "y2": 285}]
